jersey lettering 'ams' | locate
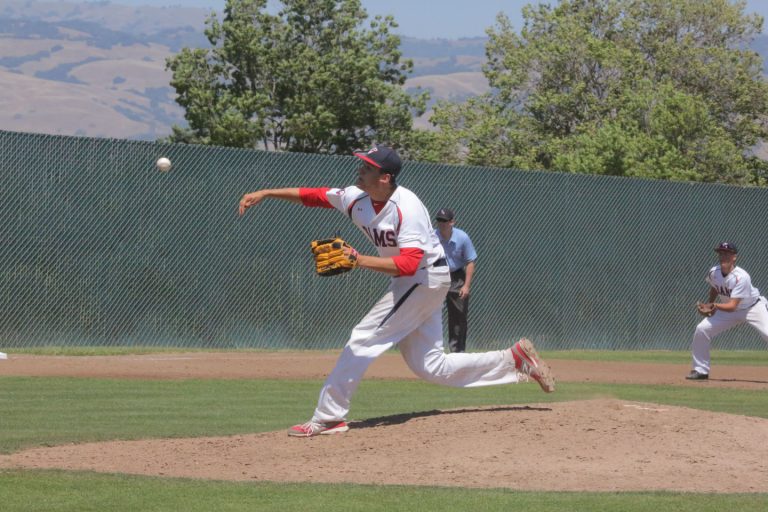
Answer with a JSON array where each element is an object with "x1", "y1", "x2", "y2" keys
[
  {"x1": 716, "y1": 286, "x2": 731, "y2": 297},
  {"x1": 363, "y1": 227, "x2": 397, "y2": 247}
]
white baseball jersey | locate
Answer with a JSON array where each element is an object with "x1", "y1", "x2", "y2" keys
[
  {"x1": 705, "y1": 265, "x2": 761, "y2": 310},
  {"x1": 324, "y1": 185, "x2": 446, "y2": 284}
]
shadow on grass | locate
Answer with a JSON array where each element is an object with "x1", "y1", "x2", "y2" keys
[
  {"x1": 350, "y1": 405, "x2": 552, "y2": 429},
  {"x1": 709, "y1": 377, "x2": 768, "y2": 384}
]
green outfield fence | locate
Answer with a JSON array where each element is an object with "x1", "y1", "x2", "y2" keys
[{"x1": 2, "y1": 129, "x2": 768, "y2": 351}]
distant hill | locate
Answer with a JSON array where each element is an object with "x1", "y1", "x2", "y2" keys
[
  {"x1": 0, "y1": 0, "x2": 765, "y2": 141},
  {"x1": 0, "y1": 0, "x2": 210, "y2": 49},
  {"x1": 401, "y1": 37, "x2": 486, "y2": 76},
  {"x1": 0, "y1": 1, "x2": 495, "y2": 139}
]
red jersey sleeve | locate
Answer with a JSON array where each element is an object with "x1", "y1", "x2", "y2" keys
[
  {"x1": 392, "y1": 247, "x2": 424, "y2": 276},
  {"x1": 299, "y1": 187, "x2": 333, "y2": 208}
]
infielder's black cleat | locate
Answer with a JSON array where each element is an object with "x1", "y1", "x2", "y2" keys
[{"x1": 685, "y1": 370, "x2": 709, "y2": 381}]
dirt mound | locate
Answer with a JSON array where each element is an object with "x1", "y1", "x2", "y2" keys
[{"x1": 2, "y1": 399, "x2": 767, "y2": 492}]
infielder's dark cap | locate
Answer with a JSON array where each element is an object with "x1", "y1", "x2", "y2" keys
[
  {"x1": 435, "y1": 208, "x2": 455, "y2": 221},
  {"x1": 354, "y1": 144, "x2": 402, "y2": 175},
  {"x1": 715, "y1": 242, "x2": 738, "y2": 254}
]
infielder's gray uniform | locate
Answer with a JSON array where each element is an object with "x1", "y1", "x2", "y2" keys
[{"x1": 692, "y1": 265, "x2": 768, "y2": 374}]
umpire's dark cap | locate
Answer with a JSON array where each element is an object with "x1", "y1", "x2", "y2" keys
[
  {"x1": 715, "y1": 242, "x2": 738, "y2": 254},
  {"x1": 354, "y1": 145, "x2": 402, "y2": 175},
  {"x1": 435, "y1": 208, "x2": 455, "y2": 221}
]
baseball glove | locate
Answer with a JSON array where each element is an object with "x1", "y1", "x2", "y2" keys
[
  {"x1": 696, "y1": 301, "x2": 716, "y2": 317},
  {"x1": 311, "y1": 237, "x2": 358, "y2": 276}
]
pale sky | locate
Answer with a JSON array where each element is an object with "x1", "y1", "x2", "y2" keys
[{"x1": 88, "y1": 0, "x2": 768, "y2": 40}]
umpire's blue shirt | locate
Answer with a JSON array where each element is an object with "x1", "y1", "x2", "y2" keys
[{"x1": 435, "y1": 227, "x2": 477, "y2": 272}]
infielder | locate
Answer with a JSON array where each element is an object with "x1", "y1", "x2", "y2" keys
[
  {"x1": 690, "y1": 242, "x2": 768, "y2": 380},
  {"x1": 238, "y1": 144, "x2": 556, "y2": 437}
]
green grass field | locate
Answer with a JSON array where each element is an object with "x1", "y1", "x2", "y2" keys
[
  {"x1": 1, "y1": 470, "x2": 766, "y2": 512},
  {"x1": 10, "y1": 346, "x2": 768, "y2": 365},
  {"x1": 1, "y1": 350, "x2": 766, "y2": 511}
]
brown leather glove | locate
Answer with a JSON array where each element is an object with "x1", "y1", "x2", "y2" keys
[
  {"x1": 311, "y1": 237, "x2": 358, "y2": 277},
  {"x1": 696, "y1": 301, "x2": 716, "y2": 317}
]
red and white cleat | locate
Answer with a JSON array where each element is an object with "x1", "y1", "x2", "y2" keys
[
  {"x1": 511, "y1": 338, "x2": 556, "y2": 393},
  {"x1": 287, "y1": 420, "x2": 350, "y2": 437}
]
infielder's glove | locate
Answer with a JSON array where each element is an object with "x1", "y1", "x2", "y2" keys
[
  {"x1": 311, "y1": 237, "x2": 358, "y2": 276},
  {"x1": 696, "y1": 301, "x2": 716, "y2": 317}
]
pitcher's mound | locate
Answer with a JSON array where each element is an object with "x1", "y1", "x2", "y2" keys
[{"x1": 2, "y1": 399, "x2": 767, "y2": 492}]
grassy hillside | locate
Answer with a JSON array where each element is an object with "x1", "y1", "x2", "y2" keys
[
  {"x1": 1, "y1": 0, "x2": 766, "y2": 142},
  {"x1": 0, "y1": 1, "x2": 495, "y2": 140}
]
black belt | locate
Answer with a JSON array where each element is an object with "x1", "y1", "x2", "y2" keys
[
  {"x1": 749, "y1": 297, "x2": 761, "y2": 308},
  {"x1": 416, "y1": 258, "x2": 447, "y2": 271}
]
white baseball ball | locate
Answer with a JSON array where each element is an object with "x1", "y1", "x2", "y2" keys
[{"x1": 156, "y1": 157, "x2": 172, "y2": 172}]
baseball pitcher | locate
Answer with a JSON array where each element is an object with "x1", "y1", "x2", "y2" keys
[{"x1": 238, "y1": 144, "x2": 555, "y2": 437}]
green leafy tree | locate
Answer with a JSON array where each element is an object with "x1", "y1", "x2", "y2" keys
[
  {"x1": 412, "y1": 0, "x2": 768, "y2": 184},
  {"x1": 165, "y1": 0, "x2": 426, "y2": 153}
]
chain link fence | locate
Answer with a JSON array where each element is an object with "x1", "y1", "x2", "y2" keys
[{"x1": 2, "y1": 130, "x2": 768, "y2": 350}]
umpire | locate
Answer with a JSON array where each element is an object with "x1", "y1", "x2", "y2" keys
[{"x1": 435, "y1": 208, "x2": 477, "y2": 353}]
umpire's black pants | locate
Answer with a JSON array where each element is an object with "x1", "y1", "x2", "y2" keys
[{"x1": 446, "y1": 269, "x2": 469, "y2": 353}]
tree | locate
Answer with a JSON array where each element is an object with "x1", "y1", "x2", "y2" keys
[
  {"x1": 410, "y1": 0, "x2": 768, "y2": 184},
  {"x1": 165, "y1": 0, "x2": 426, "y2": 153}
]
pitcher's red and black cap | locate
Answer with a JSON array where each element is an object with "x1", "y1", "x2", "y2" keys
[{"x1": 354, "y1": 145, "x2": 402, "y2": 176}]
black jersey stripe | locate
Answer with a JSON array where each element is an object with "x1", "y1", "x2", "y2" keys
[{"x1": 378, "y1": 283, "x2": 420, "y2": 329}]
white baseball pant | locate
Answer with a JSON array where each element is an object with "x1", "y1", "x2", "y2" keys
[
  {"x1": 312, "y1": 271, "x2": 521, "y2": 423},
  {"x1": 691, "y1": 296, "x2": 768, "y2": 374}
]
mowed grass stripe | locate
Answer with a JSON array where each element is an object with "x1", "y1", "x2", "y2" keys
[
  {"x1": 5, "y1": 347, "x2": 767, "y2": 365},
  {"x1": 0, "y1": 469, "x2": 766, "y2": 512},
  {"x1": 1, "y1": 377, "x2": 767, "y2": 454}
]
